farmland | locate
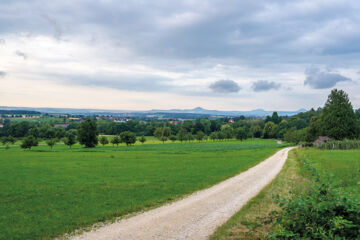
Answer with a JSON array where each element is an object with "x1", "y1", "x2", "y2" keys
[{"x1": 0, "y1": 139, "x2": 283, "y2": 240}]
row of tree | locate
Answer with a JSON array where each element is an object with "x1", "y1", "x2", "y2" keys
[{"x1": 1, "y1": 89, "x2": 359, "y2": 147}]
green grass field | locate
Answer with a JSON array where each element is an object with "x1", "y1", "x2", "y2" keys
[
  {"x1": 0, "y1": 139, "x2": 283, "y2": 240},
  {"x1": 297, "y1": 148, "x2": 360, "y2": 197}
]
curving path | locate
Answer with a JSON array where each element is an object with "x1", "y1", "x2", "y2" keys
[{"x1": 70, "y1": 147, "x2": 294, "y2": 240}]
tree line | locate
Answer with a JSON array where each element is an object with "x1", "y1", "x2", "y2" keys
[{"x1": 1, "y1": 89, "x2": 359, "y2": 148}]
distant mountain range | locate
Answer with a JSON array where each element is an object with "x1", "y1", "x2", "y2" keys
[
  {"x1": 0, "y1": 106, "x2": 307, "y2": 117},
  {"x1": 149, "y1": 107, "x2": 307, "y2": 117}
]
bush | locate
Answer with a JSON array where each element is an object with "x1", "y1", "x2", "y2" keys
[{"x1": 269, "y1": 154, "x2": 360, "y2": 239}]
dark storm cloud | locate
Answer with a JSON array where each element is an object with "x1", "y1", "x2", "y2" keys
[
  {"x1": 209, "y1": 80, "x2": 240, "y2": 93},
  {"x1": 0, "y1": 71, "x2": 6, "y2": 77},
  {"x1": 15, "y1": 50, "x2": 27, "y2": 60},
  {"x1": 252, "y1": 80, "x2": 281, "y2": 92},
  {"x1": 304, "y1": 67, "x2": 351, "y2": 89}
]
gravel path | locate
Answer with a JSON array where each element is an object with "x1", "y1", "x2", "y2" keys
[{"x1": 70, "y1": 147, "x2": 294, "y2": 240}]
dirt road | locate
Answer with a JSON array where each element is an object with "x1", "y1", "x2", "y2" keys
[{"x1": 70, "y1": 147, "x2": 294, "y2": 240}]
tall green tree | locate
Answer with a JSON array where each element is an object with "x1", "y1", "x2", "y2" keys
[
  {"x1": 320, "y1": 89, "x2": 359, "y2": 140},
  {"x1": 263, "y1": 121, "x2": 277, "y2": 139},
  {"x1": 77, "y1": 118, "x2": 98, "y2": 148}
]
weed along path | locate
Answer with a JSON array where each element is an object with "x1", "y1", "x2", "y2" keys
[{"x1": 70, "y1": 147, "x2": 294, "y2": 240}]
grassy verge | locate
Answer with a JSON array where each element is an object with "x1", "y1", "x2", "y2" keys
[
  {"x1": 212, "y1": 147, "x2": 360, "y2": 240},
  {"x1": 0, "y1": 139, "x2": 283, "y2": 240},
  {"x1": 297, "y1": 148, "x2": 360, "y2": 197},
  {"x1": 210, "y1": 148, "x2": 300, "y2": 240}
]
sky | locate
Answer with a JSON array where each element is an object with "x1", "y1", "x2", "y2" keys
[{"x1": 1, "y1": 0, "x2": 360, "y2": 111}]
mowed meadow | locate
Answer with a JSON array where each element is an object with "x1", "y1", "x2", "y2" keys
[{"x1": 0, "y1": 138, "x2": 284, "y2": 240}]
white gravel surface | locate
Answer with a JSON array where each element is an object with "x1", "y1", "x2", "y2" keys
[{"x1": 69, "y1": 147, "x2": 294, "y2": 240}]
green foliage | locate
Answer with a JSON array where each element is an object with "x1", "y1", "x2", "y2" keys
[
  {"x1": 269, "y1": 151, "x2": 360, "y2": 240},
  {"x1": 250, "y1": 124, "x2": 262, "y2": 138},
  {"x1": 77, "y1": 119, "x2": 98, "y2": 148},
  {"x1": 263, "y1": 121, "x2": 277, "y2": 139},
  {"x1": 20, "y1": 135, "x2": 38, "y2": 149},
  {"x1": 195, "y1": 130, "x2": 206, "y2": 142},
  {"x1": 305, "y1": 116, "x2": 322, "y2": 142},
  {"x1": 234, "y1": 127, "x2": 247, "y2": 141},
  {"x1": 120, "y1": 131, "x2": 137, "y2": 146},
  {"x1": 210, "y1": 132, "x2": 218, "y2": 141},
  {"x1": 110, "y1": 135, "x2": 121, "y2": 146},
  {"x1": 154, "y1": 127, "x2": 171, "y2": 143},
  {"x1": 283, "y1": 128, "x2": 306, "y2": 144},
  {"x1": 1, "y1": 136, "x2": 16, "y2": 145},
  {"x1": 139, "y1": 136, "x2": 146, "y2": 144},
  {"x1": 169, "y1": 135, "x2": 177, "y2": 142},
  {"x1": 46, "y1": 138, "x2": 58, "y2": 149},
  {"x1": 176, "y1": 128, "x2": 187, "y2": 142},
  {"x1": 63, "y1": 130, "x2": 76, "y2": 148},
  {"x1": 99, "y1": 136, "x2": 109, "y2": 146},
  {"x1": 320, "y1": 89, "x2": 359, "y2": 140}
]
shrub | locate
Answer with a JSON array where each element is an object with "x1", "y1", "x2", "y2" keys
[{"x1": 269, "y1": 153, "x2": 360, "y2": 239}]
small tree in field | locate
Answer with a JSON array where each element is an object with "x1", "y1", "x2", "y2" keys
[
  {"x1": 99, "y1": 136, "x2": 109, "y2": 146},
  {"x1": 20, "y1": 135, "x2": 38, "y2": 150},
  {"x1": 195, "y1": 131, "x2": 205, "y2": 142},
  {"x1": 177, "y1": 128, "x2": 187, "y2": 143},
  {"x1": 120, "y1": 131, "x2": 136, "y2": 146},
  {"x1": 170, "y1": 135, "x2": 177, "y2": 142},
  {"x1": 1, "y1": 136, "x2": 16, "y2": 146},
  {"x1": 111, "y1": 136, "x2": 121, "y2": 146},
  {"x1": 139, "y1": 136, "x2": 146, "y2": 144},
  {"x1": 46, "y1": 138, "x2": 58, "y2": 149},
  {"x1": 210, "y1": 132, "x2": 218, "y2": 141},
  {"x1": 234, "y1": 127, "x2": 247, "y2": 141},
  {"x1": 154, "y1": 127, "x2": 171, "y2": 143},
  {"x1": 63, "y1": 130, "x2": 76, "y2": 148},
  {"x1": 186, "y1": 133, "x2": 194, "y2": 142}
]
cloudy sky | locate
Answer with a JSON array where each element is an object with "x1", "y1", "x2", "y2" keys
[{"x1": 1, "y1": 0, "x2": 360, "y2": 111}]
